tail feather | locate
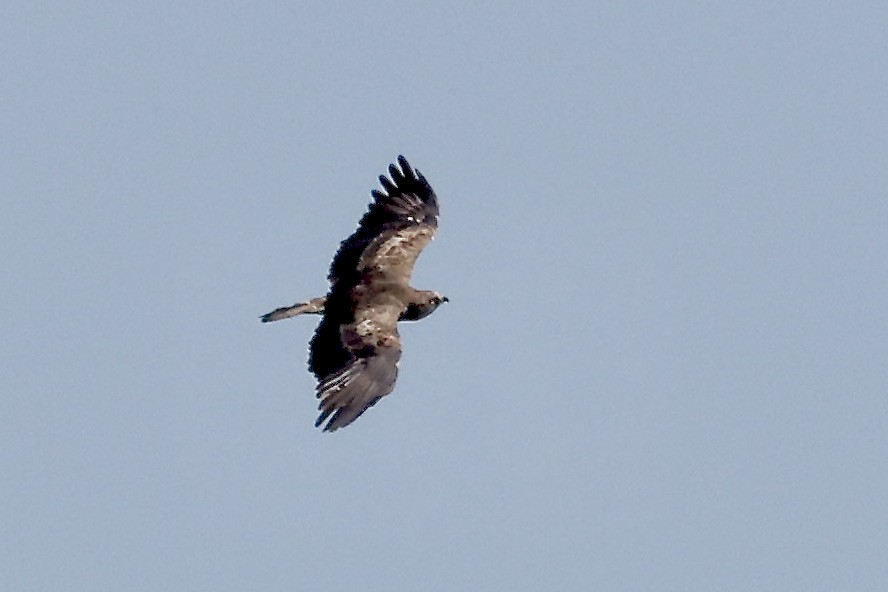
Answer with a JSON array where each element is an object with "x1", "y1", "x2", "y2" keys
[{"x1": 260, "y1": 297, "x2": 326, "y2": 323}]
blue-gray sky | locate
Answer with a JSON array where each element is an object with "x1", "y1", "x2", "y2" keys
[{"x1": 3, "y1": 2, "x2": 887, "y2": 590}]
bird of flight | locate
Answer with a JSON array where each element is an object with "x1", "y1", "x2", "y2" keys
[{"x1": 261, "y1": 156, "x2": 447, "y2": 432}]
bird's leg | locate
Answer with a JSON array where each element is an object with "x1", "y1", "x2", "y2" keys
[{"x1": 260, "y1": 296, "x2": 326, "y2": 323}]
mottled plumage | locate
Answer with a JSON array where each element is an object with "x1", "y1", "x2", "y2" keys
[{"x1": 261, "y1": 156, "x2": 447, "y2": 431}]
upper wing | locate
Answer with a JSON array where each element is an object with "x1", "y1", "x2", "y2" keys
[
  {"x1": 326, "y1": 155, "x2": 439, "y2": 288},
  {"x1": 313, "y1": 303, "x2": 402, "y2": 432},
  {"x1": 357, "y1": 224, "x2": 436, "y2": 286}
]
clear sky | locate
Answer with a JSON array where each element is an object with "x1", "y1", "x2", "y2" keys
[{"x1": 3, "y1": 2, "x2": 887, "y2": 590}]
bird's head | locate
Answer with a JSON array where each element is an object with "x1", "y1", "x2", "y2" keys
[
  {"x1": 429, "y1": 292, "x2": 449, "y2": 314},
  {"x1": 401, "y1": 291, "x2": 449, "y2": 321}
]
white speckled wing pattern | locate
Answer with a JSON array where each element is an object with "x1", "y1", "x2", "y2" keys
[{"x1": 358, "y1": 225, "x2": 436, "y2": 285}]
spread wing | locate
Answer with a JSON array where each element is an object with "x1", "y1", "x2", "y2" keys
[
  {"x1": 326, "y1": 154, "x2": 439, "y2": 289},
  {"x1": 314, "y1": 303, "x2": 402, "y2": 431},
  {"x1": 309, "y1": 156, "x2": 439, "y2": 431}
]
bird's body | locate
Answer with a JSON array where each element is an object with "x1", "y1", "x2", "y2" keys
[{"x1": 262, "y1": 156, "x2": 446, "y2": 431}]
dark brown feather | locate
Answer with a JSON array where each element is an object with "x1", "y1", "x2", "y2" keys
[{"x1": 314, "y1": 342, "x2": 401, "y2": 432}]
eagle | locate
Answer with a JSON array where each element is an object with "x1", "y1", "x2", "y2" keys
[{"x1": 261, "y1": 156, "x2": 447, "y2": 432}]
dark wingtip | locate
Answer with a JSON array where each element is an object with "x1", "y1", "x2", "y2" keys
[
  {"x1": 315, "y1": 409, "x2": 332, "y2": 430},
  {"x1": 397, "y1": 155, "x2": 413, "y2": 178},
  {"x1": 316, "y1": 411, "x2": 342, "y2": 432}
]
